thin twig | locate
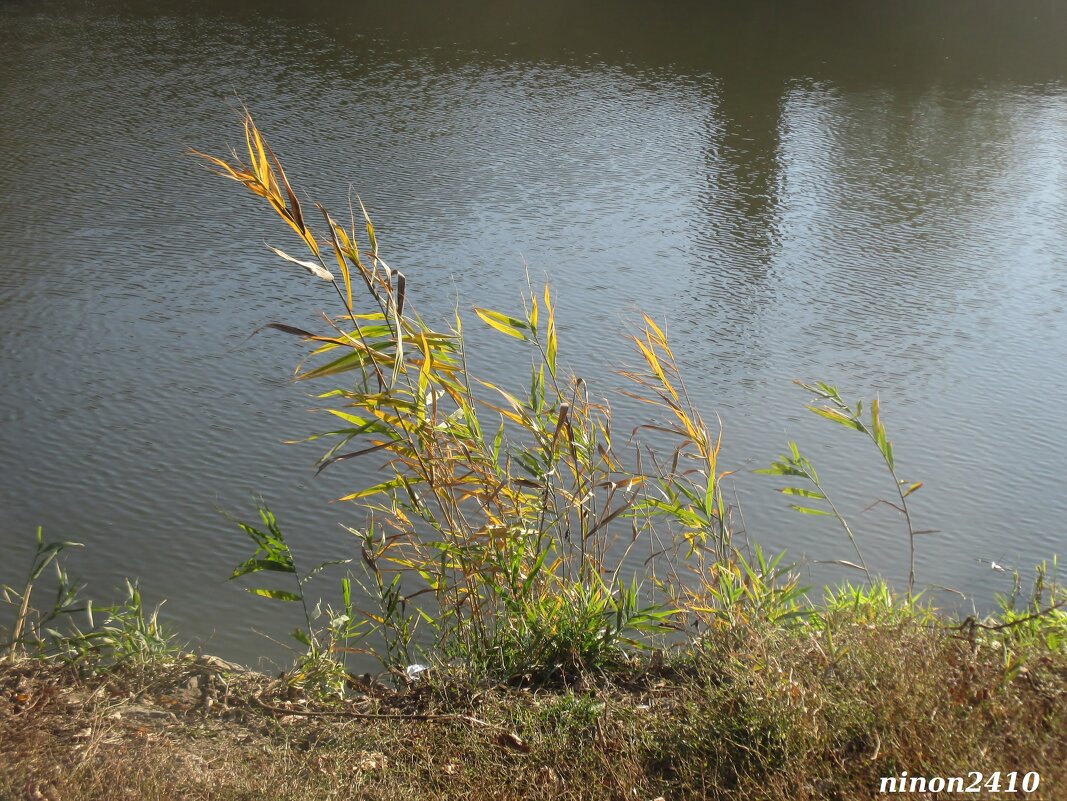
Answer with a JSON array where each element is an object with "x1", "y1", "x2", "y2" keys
[
  {"x1": 954, "y1": 599, "x2": 1067, "y2": 633},
  {"x1": 249, "y1": 691, "x2": 505, "y2": 730}
]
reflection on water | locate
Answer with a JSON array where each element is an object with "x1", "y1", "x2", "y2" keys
[{"x1": 2, "y1": 0, "x2": 1066, "y2": 667}]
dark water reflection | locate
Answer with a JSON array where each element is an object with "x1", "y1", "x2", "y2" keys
[{"x1": 2, "y1": 0, "x2": 1066, "y2": 667}]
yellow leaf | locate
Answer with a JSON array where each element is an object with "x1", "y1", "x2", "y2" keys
[
  {"x1": 543, "y1": 286, "x2": 557, "y2": 376},
  {"x1": 474, "y1": 308, "x2": 528, "y2": 340},
  {"x1": 358, "y1": 196, "x2": 378, "y2": 259},
  {"x1": 319, "y1": 207, "x2": 353, "y2": 310},
  {"x1": 338, "y1": 477, "x2": 404, "y2": 501}
]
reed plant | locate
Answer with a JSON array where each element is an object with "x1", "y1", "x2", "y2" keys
[
  {"x1": 199, "y1": 114, "x2": 1053, "y2": 687},
  {"x1": 796, "y1": 382, "x2": 925, "y2": 595},
  {"x1": 54, "y1": 579, "x2": 176, "y2": 668},
  {"x1": 1, "y1": 529, "x2": 176, "y2": 670},
  {"x1": 226, "y1": 503, "x2": 364, "y2": 693},
  {"x1": 1, "y1": 528, "x2": 84, "y2": 661},
  {"x1": 757, "y1": 381, "x2": 929, "y2": 598},
  {"x1": 196, "y1": 114, "x2": 745, "y2": 681},
  {"x1": 991, "y1": 558, "x2": 1067, "y2": 654}
]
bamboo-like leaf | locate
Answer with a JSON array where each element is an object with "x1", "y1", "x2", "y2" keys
[
  {"x1": 358, "y1": 196, "x2": 378, "y2": 260},
  {"x1": 779, "y1": 487, "x2": 825, "y2": 499},
  {"x1": 218, "y1": 114, "x2": 320, "y2": 254},
  {"x1": 300, "y1": 343, "x2": 396, "y2": 380},
  {"x1": 816, "y1": 559, "x2": 868, "y2": 572},
  {"x1": 324, "y1": 409, "x2": 373, "y2": 427},
  {"x1": 870, "y1": 398, "x2": 895, "y2": 469},
  {"x1": 395, "y1": 271, "x2": 407, "y2": 318},
  {"x1": 388, "y1": 270, "x2": 405, "y2": 386},
  {"x1": 641, "y1": 313, "x2": 667, "y2": 346},
  {"x1": 257, "y1": 323, "x2": 359, "y2": 352},
  {"x1": 333, "y1": 224, "x2": 376, "y2": 299},
  {"x1": 338, "y1": 476, "x2": 406, "y2": 502},
  {"x1": 491, "y1": 421, "x2": 505, "y2": 464},
  {"x1": 316, "y1": 441, "x2": 394, "y2": 473},
  {"x1": 244, "y1": 116, "x2": 272, "y2": 194},
  {"x1": 477, "y1": 380, "x2": 527, "y2": 414},
  {"x1": 544, "y1": 285, "x2": 557, "y2": 376},
  {"x1": 28, "y1": 539, "x2": 83, "y2": 580},
  {"x1": 474, "y1": 308, "x2": 529, "y2": 340},
  {"x1": 266, "y1": 244, "x2": 334, "y2": 281},
  {"x1": 789, "y1": 505, "x2": 831, "y2": 516},
  {"x1": 754, "y1": 463, "x2": 806, "y2": 478},
  {"x1": 415, "y1": 329, "x2": 433, "y2": 422},
  {"x1": 246, "y1": 588, "x2": 302, "y2": 602},
  {"x1": 901, "y1": 481, "x2": 923, "y2": 497},
  {"x1": 586, "y1": 493, "x2": 640, "y2": 537},
  {"x1": 807, "y1": 404, "x2": 863, "y2": 431},
  {"x1": 231, "y1": 558, "x2": 296, "y2": 579},
  {"x1": 301, "y1": 558, "x2": 353, "y2": 583},
  {"x1": 264, "y1": 139, "x2": 311, "y2": 251},
  {"x1": 190, "y1": 149, "x2": 249, "y2": 184},
  {"x1": 319, "y1": 206, "x2": 353, "y2": 309}
]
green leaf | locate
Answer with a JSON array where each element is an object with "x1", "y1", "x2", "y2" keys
[
  {"x1": 300, "y1": 349, "x2": 383, "y2": 380},
  {"x1": 246, "y1": 588, "x2": 302, "y2": 602},
  {"x1": 754, "y1": 463, "x2": 805, "y2": 478},
  {"x1": 338, "y1": 476, "x2": 405, "y2": 501},
  {"x1": 870, "y1": 398, "x2": 895, "y2": 469},
  {"x1": 529, "y1": 364, "x2": 545, "y2": 413},
  {"x1": 491, "y1": 421, "x2": 505, "y2": 464},
  {"x1": 779, "y1": 487, "x2": 825, "y2": 499},
  {"x1": 231, "y1": 558, "x2": 296, "y2": 580},
  {"x1": 301, "y1": 558, "x2": 353, "y2": 584},
  {"x1": 807, "y1": 405, "x2": 863, "y2": 431},
  {"x1": 789, "y1": 505, "x2": 831, "y2": 516}
]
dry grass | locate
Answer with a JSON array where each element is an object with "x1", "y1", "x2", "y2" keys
[{"x1": 3, "y1": 620, "x2": 1066, "y2": 801}]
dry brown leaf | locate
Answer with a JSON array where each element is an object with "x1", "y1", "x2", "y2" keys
[{"x1": 495, "y1": 731, "x2": 531, "y2": 753}]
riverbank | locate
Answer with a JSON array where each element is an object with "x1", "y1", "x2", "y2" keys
[{"x1": 3, "y1": 617, "x2": 1066, "y2": 801}]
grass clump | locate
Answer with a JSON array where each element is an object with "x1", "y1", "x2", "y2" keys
[{"x1": 2, "y1": 529, "x2": 177, "y2": 675}]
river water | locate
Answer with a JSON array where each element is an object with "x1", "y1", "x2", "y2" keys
[{"x1": 2, "y1": 0, "x2": 1066, "y2": 668}]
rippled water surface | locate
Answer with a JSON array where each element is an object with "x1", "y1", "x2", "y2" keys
[{"x1": 2, "y1": 0, "x2": 1066, "y2": 667}]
